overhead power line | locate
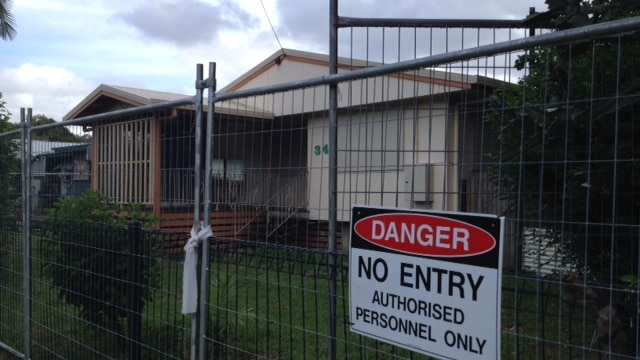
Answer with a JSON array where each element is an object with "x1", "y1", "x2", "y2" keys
[{"x1": 259, "y1": 0, "x2": 285, "y2": 56}]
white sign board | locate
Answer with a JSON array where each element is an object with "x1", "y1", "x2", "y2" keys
[{"x1": 349, "y1": 206, "x2": 504, "y2": 360}]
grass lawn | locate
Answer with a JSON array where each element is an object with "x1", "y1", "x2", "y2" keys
[{"x1": 0, "y1": 230, "x2": 618, "y2": 359}]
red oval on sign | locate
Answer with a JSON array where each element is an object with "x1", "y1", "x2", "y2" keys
[{"x1": 353, "y1": 213, "x2": 496, "y2": 258}]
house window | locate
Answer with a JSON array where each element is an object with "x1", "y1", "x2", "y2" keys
[
  {"x1": 211, "y1": 159, "x2": 244, "y2": 181},
  {"x1": 95, "y1": 119, "x2": 154, "y2": 204},
  {"x1": 226, "y1": 160, "x2": 244, "y2": 181},
  {"x1": 211, "y1": 159, "x2": 224, "y2": 179},
  {"x1": 210, "y1": 159, "x2": 245, "y2": 205}
]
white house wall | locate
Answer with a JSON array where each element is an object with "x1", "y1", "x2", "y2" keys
[
  {"x1": 308, "y1": 97, "x2": 459, "y2": 222},
  {"x1": 236, "y1": 60, "x2": 467, "y2": 116}
]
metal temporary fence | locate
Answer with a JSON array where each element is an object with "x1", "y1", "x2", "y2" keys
[
  {"x1": 0, "y1": 100, "x2": 200, "y2": 360},
  {"x1": 1, "y1": 7, "x2": 640, "y2": 360}
]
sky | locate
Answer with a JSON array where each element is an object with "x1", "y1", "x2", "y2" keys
[{"x1": 0, "y1": 0, "x2": 547, "y2": 122}]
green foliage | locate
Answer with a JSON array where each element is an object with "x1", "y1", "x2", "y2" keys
[
  {"x1": 44, "y1": 190, "x2": 158, "y2": 337},
  {"x1": 0, "y1": 92, "x2": 11, "y2": 124},
  {"x1": 525, "y1": 0, "x2": 640, "y2": 29},
  {"x1": 0, "y1": 93, "x2": 19, "y2": 212},
  {"x1": 486, "y1": 1, "x2": 640, "y2": 277},
  {"x1": 31, "y1": 114, "x2": 88, "y2": 142},
  {"x1": 0, "y1": 0, "x2": 17, "y2": 41}
]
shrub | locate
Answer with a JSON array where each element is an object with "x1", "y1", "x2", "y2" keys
[{"x1": 44, "y1": 190, "x2": 157, "y2": 343}]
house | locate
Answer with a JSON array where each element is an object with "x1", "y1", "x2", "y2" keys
[
  {"x1": 63, "y1": 49, "x2": 506, "y2": 250},
  {"x1": 31, "y1": 142, "x2": 91, "y2": 212},
  {"x1": 12, "y1": 140, "x2": 91, "y2": 214},
  {"x1": 63, "y1": 85, "x2": 274, "y2": 240},
  {"x1": 218, "y1": 49, "x2": 506, "y2": 221}
]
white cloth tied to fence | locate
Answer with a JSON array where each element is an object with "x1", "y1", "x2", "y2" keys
[{"x1": 182, "y1": 224, "x2": 213, "y2": 314}]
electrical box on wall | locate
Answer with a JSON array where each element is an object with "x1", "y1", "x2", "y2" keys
[{"x1": 404, "y1": 164, "x2": 433, "y2": 202}]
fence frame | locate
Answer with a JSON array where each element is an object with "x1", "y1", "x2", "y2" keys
[
  {"x1": 0, "y1": 91, "x2": 197, "y2": 359},
  {"x1": 20, "y1": 108, "x2": 31, "y2": 360},
  {"x1": 2, "y1": 8, "x2": 640, "y2": 360},
  {"x1": 208, "y1": 11, "x2": 640, "y2": 360}
]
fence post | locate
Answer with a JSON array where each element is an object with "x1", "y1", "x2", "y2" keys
[
  {"x1": 189, "y1": 63, "x2": 205, "y2": 360},
  {"x1": 198, "y1": 61, "x2": 216, "y2": 360},
  {"x1": 328, "y1": 1, "x2": 339, "y2": 359},
  {"x1": 127, "y1": 220, "x2": 143, "y2": 360},
  {"x1": 20, "y1": 108, "x2": 32, "y2": 360}
]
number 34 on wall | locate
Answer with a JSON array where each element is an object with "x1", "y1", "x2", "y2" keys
[{"x1": 314, "y1": 144, "x2": 330, "y2": 155}]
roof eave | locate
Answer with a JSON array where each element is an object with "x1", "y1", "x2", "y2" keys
[{"x1": 63, "y1": 84, "x2": 150, "y2": 121}]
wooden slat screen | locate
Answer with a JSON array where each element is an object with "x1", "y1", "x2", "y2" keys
[{"x1": 95, "y1": 118, "x2": 154, "y2": 204}]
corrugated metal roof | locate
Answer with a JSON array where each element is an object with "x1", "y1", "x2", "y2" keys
[
  {"x1": 64, "y1": 84, "x2": 274, "y2": 121},
  {"x1": 29, "y1": 140, "x2": 82, "y2": 156},
  {"x1": 107, "y1": 85, "x2": 189, "y2": 103},
  {"x1": 218, "y1": 48, "x2": 497, "y2": 94},
  {"x1": 12, "y1": 140, "x2": 88, "y2": 160},
  {"x1": 64, "y1": 48, "x2": 506, "y2": 122}
]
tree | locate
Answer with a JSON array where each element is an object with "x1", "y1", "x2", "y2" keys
[
  {"x1": 0, "y1": 0, "x2": 16, "y2": 40},
  {"x1": 0, "y1": 92, "x2": 17, "y2": 131},
  {"x1": 31, "y1": 114, "x2": 88, "y2": 142},
  {"x1": 485, "y1": 3, "x2": 640, "y2": 355},
  {"x1": 0, "y1": 92, "x2": 19, "y2": 213},
  {"x1": 486, "y1": 0, "x2": 640, "y2": 278}
]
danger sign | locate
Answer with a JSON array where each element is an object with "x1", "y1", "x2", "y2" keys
[{"x1": 349, "y1": 206, "x2": 504, "y2": 360}]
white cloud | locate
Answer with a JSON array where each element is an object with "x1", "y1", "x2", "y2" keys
[
  {"x1": 116, "y1": 0, "x2": 260, "y2": 46},
  {"x1": 0, "y1": 0, "x2": 551, "y2": 125},
  {"x1": 1, "y1": 64, "x2": 94, "y2": 121}
]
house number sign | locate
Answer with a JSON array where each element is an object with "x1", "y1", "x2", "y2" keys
[{"x1": 314, "y1": 144, "x2": 330, "y2": 155}]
